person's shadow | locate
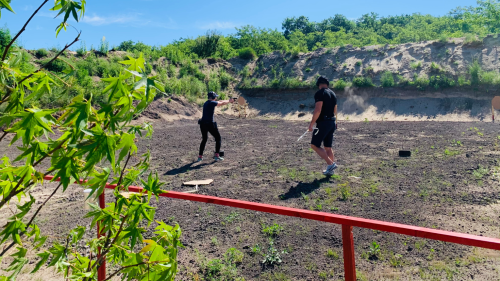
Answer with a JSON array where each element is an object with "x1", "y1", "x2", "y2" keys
[
  {"x1": 164, "y1": 162, "x2": 211, "y2": 176},
  {"x1": 279, "y1": 178, "x2": 331, "y2": 200}
]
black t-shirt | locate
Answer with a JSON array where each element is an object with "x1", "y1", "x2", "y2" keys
[
  {"x1": 201, "y1": 100, "x2": 218, "y2": 122},
  {"x1": 314, "y1": 88, "x2": 337, "y2": 123}
]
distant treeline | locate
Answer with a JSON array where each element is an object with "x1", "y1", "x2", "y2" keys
[{"x1": 111, "y1": 1, "x2": 500, "y2": 60}]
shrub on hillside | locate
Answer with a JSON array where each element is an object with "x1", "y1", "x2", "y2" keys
[
  {"x1": 468, "y1": 60, "x2": 481, "y2": 85},
  {"x1": 352, "y1": 76, "x2": 374, "y2": 87},
  {"x1": 333, "y1": 79, "x2": 348, "y2": 90},
  {"x1": 413, "y1": 75, "x2": 430, "y2": 90},
  {"x1": 397, "y1": 75, "x2": 410, "y2": 86},
  {"x1": 429, "y1": 75, "x2": 455, "y2": 89},
  {"x1": 238, "y1": 47, "x2": 257, "y2": 60},
  {"x1": 430, "y1": 62, "x2": 442, "y2": 73},
  {"x1": 40, "y1": 57, "x2": 67, "y2": 72},
  {"x1": 35, "y1": 48, "x2": 49, "y2": 58},
  {"x1": 380, "y1": 71, "x2": 395, "y2": 87},
  {"x1": 219, "y1": 69, "x2": 232, "y2": 89}
]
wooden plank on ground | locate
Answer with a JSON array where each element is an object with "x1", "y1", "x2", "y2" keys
[{"x1": 183, "y1": 179, "x2": 213, "y2": 186}]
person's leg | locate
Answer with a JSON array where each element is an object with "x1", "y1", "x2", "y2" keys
[
  {"x1": 324, "y1": 127, "x2": 336, "y2": 163},
  {"x1": 311, "y1": 122, "x2": 334, "y2": 166},
  {"x1": 325, "y1": 147, "x2": 335, "y2": 163},
  {"x1": 311, "y1": 144, "x2": 334, "y2": 165},
  {"x1": 199, "y1": 124, "x2": 209, "y2": 157},
  {"x1": 208, "y1": 123, "x2": 222, "y2": 155}
]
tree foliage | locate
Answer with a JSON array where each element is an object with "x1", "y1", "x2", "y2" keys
[{"x1": 0, "y1": 2, "x2": 180, "y2": 280}]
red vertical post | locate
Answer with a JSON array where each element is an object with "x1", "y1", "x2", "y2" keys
[
  {"x1": 342, "y1": 225, "x2": 356, "y2": 281},
  {"x1": 97, "y1": 192, "x2": 106, "y2": 281}
]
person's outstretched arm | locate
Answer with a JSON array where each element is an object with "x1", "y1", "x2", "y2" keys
[{"x1": 217, "y1": 98, "x2": 235, "y2": 106}]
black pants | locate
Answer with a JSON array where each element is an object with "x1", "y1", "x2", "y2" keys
[{"x1": 199, "y1": 122, "x2": 221, "y2": 156}]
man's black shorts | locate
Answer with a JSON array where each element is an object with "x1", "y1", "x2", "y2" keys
[{"x1": 311, "y1": 120, "x2": 336, "y2": 148}]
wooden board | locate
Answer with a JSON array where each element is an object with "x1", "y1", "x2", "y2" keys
[
  {"x1": 493, "y1": 96, "x2": 500, "y2": 110},
  {"x1": 237, "y1": 96, "x2": 246, "y2": 106},
  {"x1": 120, "y1": 192, "x2": 145, "y2": 198},
  {"x1": 183, "y1": 179, "x2": 213, "y2": 186}
]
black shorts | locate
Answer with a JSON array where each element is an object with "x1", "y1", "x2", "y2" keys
[{"x1": 311, "y1": 120, "x2": 336, "y2": 148}]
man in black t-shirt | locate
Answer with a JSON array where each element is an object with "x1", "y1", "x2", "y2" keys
[
  {"x1": 308, "y1": 76, "x2": 338, "y2": 176},
  {"x1": 198, "y1": 91, "x2": 234, "y2": 162}
]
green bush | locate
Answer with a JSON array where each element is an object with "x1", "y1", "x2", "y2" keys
[
  {"x1": 333, "y1": 79, "x2": 347, "y2": 90},
  {"x1": 380, "y1": 71, "x2": 395, "y2": 87},
  {"x1": 457, "y1": 75, "x2": 470, "y2": 86},
  {"x1": 469, "y1": 60, "x2": 481, "y2": 85},
  {"x1": 219, "y1": 69, "x2": 232, "y2": 89},
  {"x1": 397, "y1": 75, "x2": 410, "y2": 86},
  {"x1": 238, "y1": 47, "x2": 257, "y2": 60},
  {"x1": 352, "y1": 76, "x2": 374, "y2": 87},
  {"x1": 355, "y1": 61, "x2": 362, "y2": 66},
  {"x1": 35, "y1": 48, "x2": 49, "y2": 58},
  {"x1": 480, "y1": 71, "x2": 500, "y2": 85},
  {"x1": 40, "y1": 57, "x2": 67, "y2": 72},
  {"x1": 164, "y1": 75, "x2": 207, "y2": 98},
  {"x1": 179, "y1": 61, "x2": 205, "y2": 80},
  {"x1": 438, "y1": 34, "x2": 448, "y2": 43},
  {"x1": 465, "y1": 33, "x2": 481, "y2": 44},
  {"x1": 413, "y1": 75, "x2": 430, "y2": 90},
  {"x1": 429, "y1": 75, "x2": 455, "y2": 89},
  {"x1": 430, "y1": 62, "x2": 442, "y2": 73},
  {"x1": 410, "y1": 61, "x2": 422, "y2": 69}
]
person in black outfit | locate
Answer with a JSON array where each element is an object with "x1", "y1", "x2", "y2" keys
[
  {"x1": 308, "y1": 76, "x2": 338, "y2": 176},
  {"x1": 198, "y1": 91, "x2": 234, "y2": 162}
]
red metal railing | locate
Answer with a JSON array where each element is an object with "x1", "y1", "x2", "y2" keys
[{"x1": 43, "y1": 176, "x2": 500, "y2": 281}]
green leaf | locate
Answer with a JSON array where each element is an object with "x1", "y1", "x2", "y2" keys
[
  {"x1": 0, "y1": 0, "x2": 15, "y2": 14},
  {"x1": 31, "y1": 252, "x2": 50, "y2": 273},
  {"x1": 119, "y1": 53, "x2": 145, "y2": 73}
]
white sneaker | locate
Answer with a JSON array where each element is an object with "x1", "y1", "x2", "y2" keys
[{"x1": 323, "y1": 163, "x2": 338, "y2": 176}]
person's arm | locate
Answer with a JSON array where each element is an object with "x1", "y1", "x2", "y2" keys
[
  {"x1": 217, "y1": 98, "x2": 235, "y2": 106},
  {"x1": 308, "y1": 101, "x2": 323, "y2": 132},
  {"x1": 334, "y1": 104, "x2": 337, "y2": 118}
]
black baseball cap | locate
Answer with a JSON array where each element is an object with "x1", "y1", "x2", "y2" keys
[
  {"x1": 208, "y1": 91, "x2": 219, "y2": 99},
  {"x1": 316, "y1": 76, "x2": 330, "y2": 87}
]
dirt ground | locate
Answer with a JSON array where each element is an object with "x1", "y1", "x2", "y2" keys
[{"x1": 2, "y1": 118, "x2": 500, "y2": 281}]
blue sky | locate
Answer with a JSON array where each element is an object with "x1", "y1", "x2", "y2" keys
[{"x1": 2, "y1": 0, "x2": 478, "y2": 50}]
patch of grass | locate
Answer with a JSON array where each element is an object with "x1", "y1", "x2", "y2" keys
[
  {"x1": 224, "y1": 211, "x2": 240, "y2": 224},
  {"x1": 444, "y1": 149, "x2": 460, "y2": 157},
  {"x1": 305, "y1": 67, "x2": 312, "y2": 72},
  {"x1": 430, "y1": 62, "x2": 442, "y2": 73},
  {"x1": 326, "y1": 249, "x2": 339, "y2": 259},
  {"x1": 473, "y1": 165, "x2": 489, "y2": 179},
  {"x1": 355, "y1": 61, "x2": 362, "y2": 66},
  {"x1": 411, "y1": 61, "x2": 422, "y2": 69},
  {"x1": 339, "y1": 182, "x2": 351, "y2": 201},
  {"x1": 262, "y1": 223, "x2": 284, "y2": 237},
  {"x1": 389, "y1": 253, "x2": 404, "y2": 267},
  {"x1": 211, "y1": 236, "x2": 218, "y2": 246}
]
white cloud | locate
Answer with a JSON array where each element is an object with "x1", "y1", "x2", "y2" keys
[
  {"x1": 82, "y1": 13, "x2": 177, "y2": 29},
  {"x1": 200, "y1": 21, "x2": 238, "y2": 30}
]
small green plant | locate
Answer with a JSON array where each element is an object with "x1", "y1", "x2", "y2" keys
[
  {"x1": 355, "y1": 61, "x2": 362, "y2": 66},
  {"x1": 473, "y1": 165, "x2": 489, "y2": 179},
  {"x1": 305, "y1": 67, "x2": 312, "y2": 72},
  {"x1": 99, "y1": 36, "x2": 109, "y2": 55},
  {"x1": 211, "y1": 236, "x2": 219, "y2": 246},
  {"x1": 262, "y1": 240, "x2": 286, "y2": 265},
  {"x1": 411, "y1": 61, "x2": 422, "y2": 69},
  {"x1": 251, "y1": 244, "x2": 262, "y2": 254},
  {"x1": 444, "y1": 149, "x2": 460, "y2": 156},
  {"x1": 224, "y1": 211, "x2": 240, "y2": 224},
  {"x1": 368, "y1": 241, "x2": 381, "y2": 258},
  {"x1": 339, "y1": 182, "x2": 351, "y2": 201},
  {"x1": 262, "y1": 223, "x2": 284, "y2": 237},
  {"x1": 364, "y1": 118, "x2": 369, "y2": 124},
  {"x1": 326, "y1": 249, "x2": 339, "y2": 259},
  {"x1": 225, "y1": 248, "x2": 244, "y2": 264},
  {"x1": 364, "y1": 65, "x2": 374, "y2": 74},
  {"x1": 430, "y1": 62, "x2": 442, "y2": 73},
  {"x1": 389, "y1": 253, "x2": 404, "y2": 267}
]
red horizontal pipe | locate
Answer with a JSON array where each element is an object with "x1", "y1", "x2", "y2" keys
[{"x1": 43, "y1": 175, "x2": 500, "y2": 251}]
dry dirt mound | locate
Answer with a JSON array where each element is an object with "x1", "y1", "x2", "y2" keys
[{"x1": 141, "y1": 96, "x2": 201, "y2": 122}]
